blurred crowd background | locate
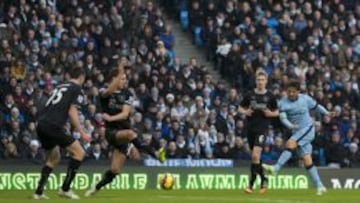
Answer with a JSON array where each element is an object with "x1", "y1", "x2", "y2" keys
[{"x1": 0, "y1": 0, "x2": 359, "y2": 168}]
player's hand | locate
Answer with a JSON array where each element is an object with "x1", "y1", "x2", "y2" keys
[
  {"x1": 244, "y1": 109, "x2": 254, "y2": 116},
  {"x1": 263, "y1": 109, "x2": 274, "y2": 117},
  {"x1": 102, "y1": 113, "x2": 113, "y2": 122},
  {"x1": 291, "y1": 124, "x2": 299, "y2": 130}
]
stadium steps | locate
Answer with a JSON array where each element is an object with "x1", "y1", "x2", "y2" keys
[{"x1": 167, "y1": 18, "x2": 230, "y2": 88}]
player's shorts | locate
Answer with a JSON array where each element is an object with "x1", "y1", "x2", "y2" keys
[
  {"x1": 247, "y1": 131, "x2": 266, "y2": 150},
  {"x1": 37, "y1": 122, "x2": 75, "y2": 150},
  {"x1": 290, "y1": 125, "x2": 315, "y2": 157},
  {"x1": 105, "y1": 128, "x2": 132, "y2": 155}
]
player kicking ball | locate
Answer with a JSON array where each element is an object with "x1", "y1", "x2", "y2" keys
[
  {"x1": 262, "y1": 81, "x2": 334, "y2": 195},
  {"x1": 85, "y1": 67, "x2": 166, "y2": 197}
]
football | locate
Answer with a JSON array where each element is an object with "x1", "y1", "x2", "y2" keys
[{"x1": 159, "y1": 173, "x2": 175, "y2": 190}]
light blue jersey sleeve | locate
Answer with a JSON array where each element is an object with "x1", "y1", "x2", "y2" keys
[
  {"x1": 304, "y1": 95, "x2": 329, "y2": 115},
  {"x1": 279, "y1": 99, "x2": 294, "y2": 129}
]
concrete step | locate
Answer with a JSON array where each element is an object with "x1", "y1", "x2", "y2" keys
[{"x1": 163, "y1": 17, "x2": 230, "y2": 88}]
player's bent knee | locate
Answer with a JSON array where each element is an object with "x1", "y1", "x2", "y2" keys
[
  {"x1": 53, "y1": 155, "x2": 61, "y2": 165},
  {"x1": 285, "y1": 140, "x2": 297, "y2": 149},
  {"x1": 251, "y1": 153, "x2": 261, "y2": 162},
  {"x1": 72, "y1": 147, "x2": 85, "y2": 160},
  {"x1": 302, "y1": 155, "x2": 313, "y2": 167},
  {"x1": 128, "y1": 130, "x2": 137, "y2": 140},
  {"x1": 46, "y1": 158, "x2": 60, "y2": 168},
  {"x1": 78, "y1": 148, "x2": 86, "y2": 160},
  {"x1": 110, "y1": 167, "x2": 121, "y2": 174},
  {"x1": 46, "y1": 149, "x2": 61, "y2": 167}
]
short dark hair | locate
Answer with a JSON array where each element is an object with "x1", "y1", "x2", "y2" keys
[
  {"x1": 68, "y1": 67, "x2": 85, "y2": 79},
  {"x1": 287, "y1": 80, "x2": 301, "y2": 90}
]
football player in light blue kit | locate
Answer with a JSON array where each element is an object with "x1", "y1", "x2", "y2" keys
[{"x1": 262, "y1": 81, "x2": 334, "y2": 195}]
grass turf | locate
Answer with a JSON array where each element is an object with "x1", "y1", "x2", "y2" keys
[{"x1": 0, "y1": 189, "x2": 358, "y2": 203}]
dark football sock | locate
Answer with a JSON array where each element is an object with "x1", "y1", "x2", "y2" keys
[
  {"x1": 249, "y1": 163, "x2": 257, "y2": 189},
  {"x1": 96, "y1": 170, "x2": 117, "y2": 190},
  {"x1": 35, "y1": 165, "x2": 53, "y2": 195},
  {"x1": 258, "y1": 161, "x2": 267, "y2": 187},
  {"x1": 61, "y1": 158, "x2": 82, "y2": 192}
]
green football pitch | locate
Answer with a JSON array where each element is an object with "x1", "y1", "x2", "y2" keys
[{"x1": 0, "y1": 190, "x2": 358, "y2": 203}]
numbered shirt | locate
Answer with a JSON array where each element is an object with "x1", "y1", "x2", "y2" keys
[
  {"x1": 38, "y1": 82, "x2": 84, "y2": 127},
  {"x1": 100, "y1": 88, "x2": 133, "y2": 129}
]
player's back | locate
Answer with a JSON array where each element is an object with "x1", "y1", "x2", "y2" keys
[
  {"x1": 38, "y1": 82, "x2": 82, "y2": 127},
  {"x1": 279, "y1": 94, "x2": 313, "y2": 128}
]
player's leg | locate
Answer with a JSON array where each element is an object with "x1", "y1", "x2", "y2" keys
[
  {"x1": 249, "y1": 146, "x2": 265, "y2": 192},
  {"x1": 275, "y1": 138, "x2": 297, "y2": 171},
  {"x1": 245, "y1": 134, "x2": 256, "y2": 193},
  {"x1": 262, "y1": 138, "x2": 297, "y2": 175},
  {"x1": 302, "y1": 152, "x2": 326, "y2": 195},
  {"x1": 298, "y1": 131, "x2": 326, "y2": 195},
  {"x1": 251, "y1": 134, "x2": 267, "y2": 193},
  {"x1": 263, "y1": 126, "x2": 314, "y2": 174},
  {"x1": 114, "y1": 129, "x2": 166, "y2": 162},
  {"x1": 34, "y1": 146, "x2": 61, "y2": 199},
  {"x1": 85, "y1": 148, "x2": 126, "y2": 197},
  {"x1": 59, "y1": 140, "x2": 85, "y2": 199}
]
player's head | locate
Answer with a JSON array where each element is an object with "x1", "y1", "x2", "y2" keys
[
  {"x1": 108, "y1": 68, "x2": 127, "y2": 89},
  {"x1": 255, "y1": 69, "x2": 267, "y2": 90},
  {"x1": 69, "y1": 67, "x2": 86, "y2": 85},
  {"x1": 286, "y1": 80, "x2": 301, "y2": 101}
]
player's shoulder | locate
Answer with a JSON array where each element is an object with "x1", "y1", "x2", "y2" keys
[
  {"x1": 299, "y1": 93, "x2": 311, "y2": 101},
  {"x1": 111, "y1": 88, "x2": 132, "y2": 99},
  {"x1": 122, "y1": 88, "x2": 133, "y2": 96},
  {"x1": 265, "y1": 90, "x2": 274, "y2": 96},
  {"x1": 63, "y1": 81, "x2": 81, "y2": 91},
  {"x1": 121, "y1": 89, "x2": 133, "y2": 101},
  {"x1": 242, "y1": 90, "x2": 254, "y2": 97},
  {"x1": 265, "y1": 90, "x2": 277, "y2": 99},
  {"x1": 279, "y1": 96, "x2": 289, "y2": 106}
]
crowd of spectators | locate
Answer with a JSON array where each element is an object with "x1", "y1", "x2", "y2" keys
[
  {"x1": 0, "y1": 0, "x2": 359, "y2": 168},
  {"x1": 163, "y1": 0, "x2": 360, "y2": 167}
]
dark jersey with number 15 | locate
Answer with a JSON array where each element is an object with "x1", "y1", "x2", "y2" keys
[
  {"x1": 37, "y1": 82, "x2": 84, "y2": 127},
  {"x1": 100, "y1": 88, "x2": 133, "y2": 130}
]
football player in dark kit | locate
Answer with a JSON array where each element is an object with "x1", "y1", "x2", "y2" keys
[
  {"x1": 85, "y1": 67, "x2": 166, "y2": 197},
  {"x1": 33, "y1": 67, "x2": 91, "y2": 199},
  {"x1": 238, "y1": 69, "x2": 278, "y2": 194}
]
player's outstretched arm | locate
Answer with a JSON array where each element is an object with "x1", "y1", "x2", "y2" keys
[
  {"x1": 305, "y1": 95, "x2": 330, "y2": 116},
  {"x1": 100, "y1": 72, "x2": 123, "y2": 97}
]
